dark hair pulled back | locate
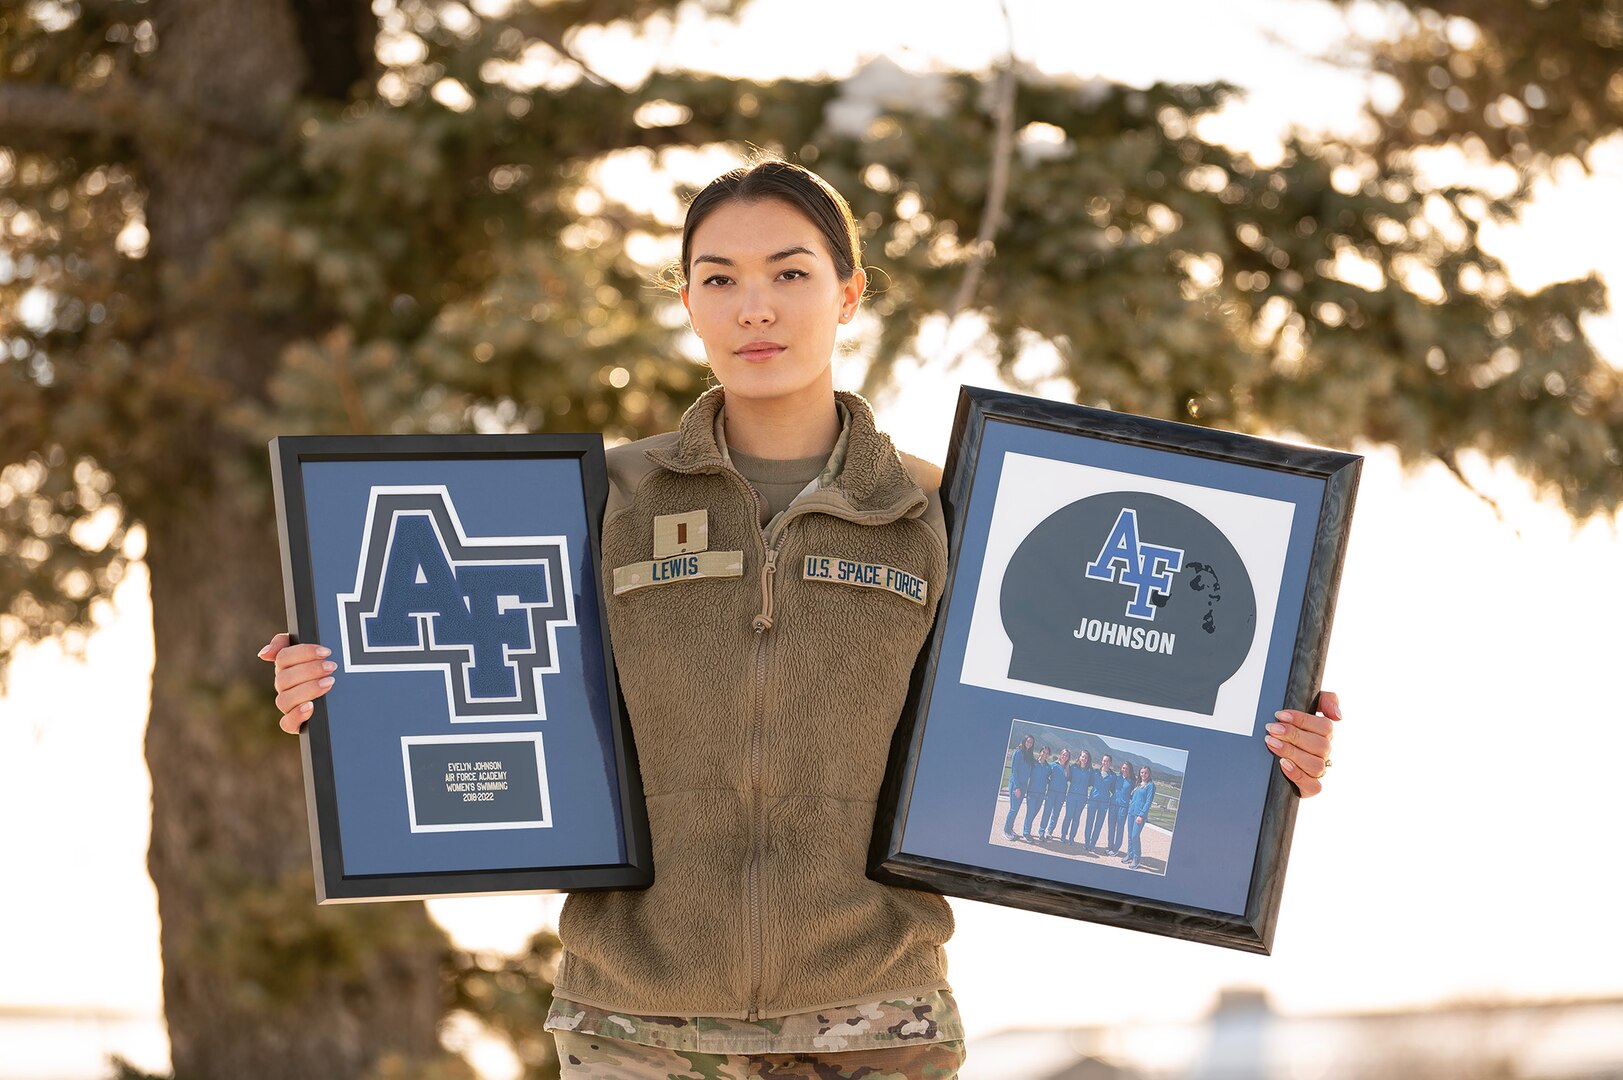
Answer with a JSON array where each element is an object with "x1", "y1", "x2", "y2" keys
[{"x1": 674, "y1": 158, "x2": 862, "y2": 288}]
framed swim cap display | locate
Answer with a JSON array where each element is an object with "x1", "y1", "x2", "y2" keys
[
  {"x1": 870, "y1": 387, "x2": 1360, "y2": 952},
  {"x1": 270, "y1": 434, "x2": 650, "y2": 902}
]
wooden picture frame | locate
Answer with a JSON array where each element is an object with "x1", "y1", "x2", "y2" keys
[
  {"x1": 270, "y1": 434, "x2": 650, "y2": 902},
  {"x1": 871, "y1": 387, "x2": 1360, "y2": 952}
]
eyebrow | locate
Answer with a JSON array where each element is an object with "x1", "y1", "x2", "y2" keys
[{"x1": 692, "y1": 245, "x2": 816, "y2": 268}]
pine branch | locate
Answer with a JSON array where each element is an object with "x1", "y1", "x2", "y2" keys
[
  {"x1": 945, "y1": 66, "x2": 1017, "y2": 323},
  {"x1": 1437, "y1": 450, "x2": 1511, "y2": 528},
  {"x1": 939, "y1": 0, "x2": 1019, "y2": 353},
  {"x1": 0, "y1": 75, "x2": 275, "y2": 152},
  {"x1": 0, "y1": 82, "x2": 128, "y2": 139},
  {"x1": 501, "y1": 7, "x2": 616, "y2": 88}
]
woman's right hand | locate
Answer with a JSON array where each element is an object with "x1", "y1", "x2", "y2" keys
[{"x1": 258, "y1": 632, "x2": 336, "y2": 734}]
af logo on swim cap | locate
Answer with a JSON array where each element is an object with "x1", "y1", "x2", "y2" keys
[
  {"x1": 1000, "y1": 492, "x2": 1256, "y2": 714},
  {"x1": 338, "y1": 487, "x2": 575, "y2": 722},
  {"x1": 1083, "y1": 508, "x2": 1185, "y2": 621}
]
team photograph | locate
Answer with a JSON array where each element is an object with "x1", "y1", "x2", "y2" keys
[{"x1": 988, "y1": 718, "x2": 1187, "y2": 876}]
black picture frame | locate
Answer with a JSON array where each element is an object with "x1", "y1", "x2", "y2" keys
[
  {"x1": 870, "y1": 387, "x2": 1360, "y2": 952},
  {"x1": 270, "y1": 434, "x2": 651, "y2": 903}
]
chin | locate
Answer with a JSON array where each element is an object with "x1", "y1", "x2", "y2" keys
[{"x1": 711, "y1": 365, "x2": 831, "y2": 405}]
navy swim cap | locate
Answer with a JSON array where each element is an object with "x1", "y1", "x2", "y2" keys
[{"x1": 1001, "y1": 492, "x2": 1256, "y2": 714}]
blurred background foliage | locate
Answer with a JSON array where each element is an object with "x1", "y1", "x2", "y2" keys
[{"x1": 1, "y1": 0, "x2": 1619, "y2": 1076}]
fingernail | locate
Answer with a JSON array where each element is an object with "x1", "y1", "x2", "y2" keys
[
  {"x1": 1265, "y1": 735, "x2": 1282, "y2": 750},
  {"x1": 1266, "y1": 722, "x2": 1286, "y2": 736},
  {"x1": 256, "y1": 648, "x2": 271, "y2": 659},
  {"x1": 301, "y1": 702, "x2": 312, "y2": 712},
  {"x1": 322, "y1": 661, "x2": 336, "y2": 673},
  {"x1": 1281, "y1": 758, "x2": 1296, "y2": 772},
  {"x1": 318, "y1": 676, "x2": 334, "y2": 688},
  {"x1": 316, "y1": 646, "x2": 332, "y2": 657},
  {"x1": 1274, "y1": 710, "x2": 1291, "y2": 721}
]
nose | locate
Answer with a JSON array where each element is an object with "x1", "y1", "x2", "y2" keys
[{"x1": 737, "y1": 280, "x2": 774, "y2": 327}]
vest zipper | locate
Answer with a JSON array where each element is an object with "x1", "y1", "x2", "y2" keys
[
  {"x1": 747, "y1": 617, "x2": 767, "y2": 1019},
  {"x1": 728, "y1": 471, "x2": 776, "y2": 1021},
  {"x1": 746, "y1": 542, "x2": 777, "y2": 1021},
  {"x1": 751, "y1": 548, "x2": 777, "y2": 633}
]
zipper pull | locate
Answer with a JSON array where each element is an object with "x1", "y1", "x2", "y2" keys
[{"x1": 751, "y1": 549, "x2": 778, "y2": 634}]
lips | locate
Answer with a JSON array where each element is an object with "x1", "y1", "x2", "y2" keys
[{"x1": 736, "y1": 341, "x2": 785, "y2": 362}]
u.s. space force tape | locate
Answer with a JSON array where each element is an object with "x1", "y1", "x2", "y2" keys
[
  {"x1": 801, "y1": 554, "x2": 927, "y2": 606},
  {"x1": 611, "y1": 550, "x2": 745, "y2": 595}
]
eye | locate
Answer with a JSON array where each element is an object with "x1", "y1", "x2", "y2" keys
[
  {"x1": 701, "y1": 274, "x2": 733, "y2": 287},
  {"x1": 779, "y1": 268, "x2": 808, "y2": 281}
]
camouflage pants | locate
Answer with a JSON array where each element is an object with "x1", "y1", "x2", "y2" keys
[{"x1": 553, "y1": 1031, "x2": 966, "y2": 1079}]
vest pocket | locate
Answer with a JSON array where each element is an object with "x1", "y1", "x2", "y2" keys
[
  {"x1": 557, "y1": 788, "x2": 754, "y2": 1013},
  {"x1": 756, "y1": 794, "x2": 952, "y2": 1009}
]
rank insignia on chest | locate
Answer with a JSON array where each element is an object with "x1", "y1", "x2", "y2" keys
[
  {"x1": 802, "y1": 554, "x2": 928, "y2": 606},
  {"x1": 652, "y1": 509, "x2": 708, "y2": 558}
]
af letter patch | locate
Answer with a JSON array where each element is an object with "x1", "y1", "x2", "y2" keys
[
  {"x1": 802, "y1": 555, "x2": 928, "y2": 606},
  {"x1": 337, "y1": 486, "x2": 575, "y2": 723},
  {"x1": 1082, "y1": 507, "x2": 1185, "y2": 621},
  {"x1": 653, "y1": 510, "x2": 708, "y2": 558}
]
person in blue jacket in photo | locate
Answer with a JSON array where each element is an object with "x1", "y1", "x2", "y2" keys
[
  {"x1": 1107, "y1": 758, "x2": 1134, "y2": 856},
  {"x1": 1060, "y1": 749, "x2": 1092, "y2": 844},
  {"x1": 1021, "y1": 745, "x2": 1053, "y2": 840},
  {"x1": 1002, "y1": 734, "x2": 1037, "y2": 840},
  {"x1": 1040, "y1": 748, "x2": 1071, "y2": 840},
  {"x1": 1083, "y1": 752, "x2": 1116, "y2": 854},
  {"x1": 1125, "y1": 764, "x2": 1157, "y2": 870}
]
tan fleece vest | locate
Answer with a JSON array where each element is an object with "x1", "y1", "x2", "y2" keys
[{"x1": 554, "y1": 388, "x2": 954, "y2": 1019}]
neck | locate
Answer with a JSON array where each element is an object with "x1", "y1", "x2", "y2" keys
[{"x1": 722, "y1": 384, "x2": 841, "y2": 460}]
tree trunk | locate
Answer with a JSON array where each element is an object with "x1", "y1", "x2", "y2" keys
[
  {"x1": 138, "y1": 2, "x2": 444, "y2": 1076},
  {"x1": 145, "y1": 507, "x2": 445, "y2": 1080}
]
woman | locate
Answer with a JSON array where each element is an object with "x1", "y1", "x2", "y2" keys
[
  {"x1": 1003, "y1": 733, "x2": 1037, "y2": 840},
  {"x1": 1125, "y1": 764, "x2": 1157, "y2": 870},
  {"x1": 1021, "y1": 745, "x2": 1053, "y2": 841},
  {"x1": 1060, "y1": 749, "x2": 1091, "y2": 844},
  {"x1": 1082, "y1": 752, "x2": 1115, "y2": 854},
  {"x1": 1041, "y1": 748, "x2": 1071, "y2": 840},
  {"x1": 1108, "y1": 758, "x2": 1134, "y2": 856},
  {"x1": 262, "y1": 159, "x2": 1344, "y2": 1078}
]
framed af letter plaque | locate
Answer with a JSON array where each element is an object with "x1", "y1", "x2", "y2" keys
[
  {"x1": 271, "y1": 434, "x2": 650, "y2": 902},
  {"x1": 871, "y1": 388, "x2": 1360, "y2": 952}
]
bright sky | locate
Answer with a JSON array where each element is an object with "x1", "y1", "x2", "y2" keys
[{"x1": 5, "y1": 2, "x2": 1623, "y2": 1077}]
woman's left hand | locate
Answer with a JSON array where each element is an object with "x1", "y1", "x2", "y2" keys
[{"x1": 1265, "y1": 691, "x2": 1342, "y2": 798}]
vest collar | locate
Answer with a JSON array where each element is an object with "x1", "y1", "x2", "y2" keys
[{"x1": 645, "y1": 387, "x2": 926, "y2": 519}]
